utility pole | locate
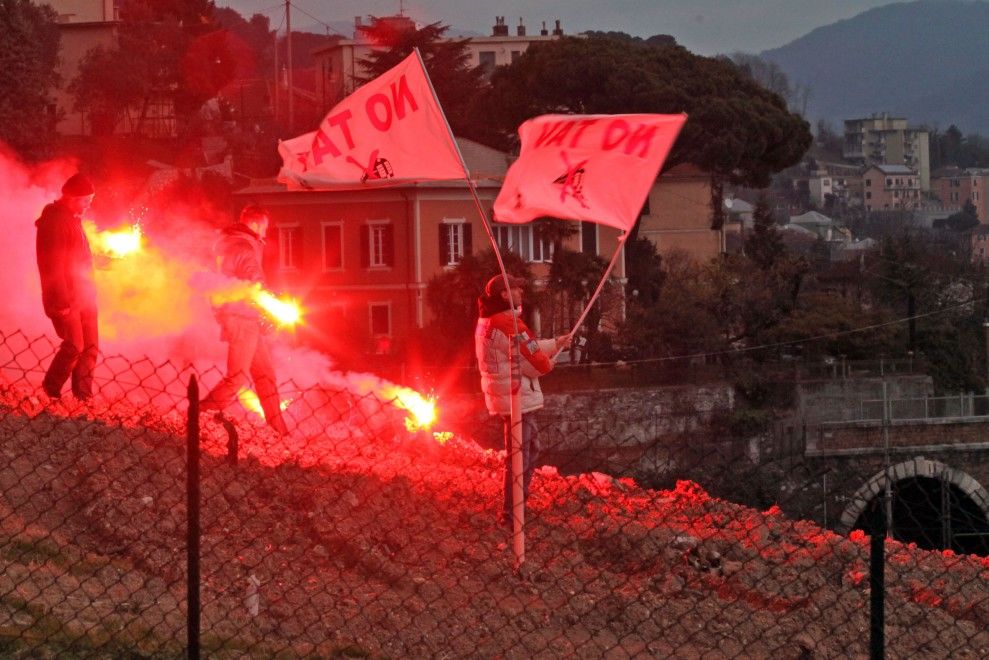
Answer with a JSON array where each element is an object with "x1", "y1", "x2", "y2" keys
[
  {"x1": 285, "y1": 0, "x2": 294, "y2": 132},
  {"x1": 273, "y1": 29, "x2": 279, "y2": 122},
  {"x1": 983, "y1": 319, "x2": 989, "y2": 394}
]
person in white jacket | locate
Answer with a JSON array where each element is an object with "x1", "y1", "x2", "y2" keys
[{"x1": 474, "y1": 274, "x2": 570, "y2": 528}]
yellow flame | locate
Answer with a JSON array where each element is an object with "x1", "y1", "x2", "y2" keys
[
  {"x1": 83, "y1": 221, "x2": 143, "y2": 258},
  {"x1": 210, "y1": 282, "x2": 304, "y2": 329},
  {"x1": 253, "y1": 289, "x2": 303, "y2": 327},
  {"x1": 237, "y1": 388, "x2": 291, "y2": 419},
  {"x1": 381, "y1": 385, "x2": 437, "y2": 432}
]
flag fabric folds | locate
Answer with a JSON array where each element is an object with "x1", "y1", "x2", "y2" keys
[
  {"x1": 493, "y1": 113, "x2": 687, "y2": 232},
  {"x1": 278, "y1": 51, "x2": 466, "y2": 190}
]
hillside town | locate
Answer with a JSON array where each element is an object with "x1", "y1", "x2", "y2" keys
[{"x1": 3, "y1": 0, "x2": 989, "y2": 657}]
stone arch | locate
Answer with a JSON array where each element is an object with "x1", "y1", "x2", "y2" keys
[{"x1": 835, "y1": 456, "x2": 989, "y2": 535}]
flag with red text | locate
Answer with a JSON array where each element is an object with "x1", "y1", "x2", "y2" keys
[
  {"x1": 278, "y1": 51, "x2": 466, "y2": 189},
  {"x1": 493, "y1": 113, "x2": 687, "y2": 232}
]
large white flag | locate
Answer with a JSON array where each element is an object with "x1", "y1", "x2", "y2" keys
[
  {"x1": 278, "y1": 51, "x2": 466, "y2": 189},
  {"x1": 493, "y1": 113, "x2": 687, "y2": 232}
]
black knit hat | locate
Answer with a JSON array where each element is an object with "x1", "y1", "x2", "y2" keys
[{"x1": 62, "y1": 173, "x2": 95, "y2": 197}]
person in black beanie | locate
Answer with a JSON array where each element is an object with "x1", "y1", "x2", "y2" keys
[{"x1": 35, "y1": 173, "x2": 99, "y2": 400}]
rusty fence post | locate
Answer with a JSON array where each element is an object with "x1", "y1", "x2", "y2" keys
[{"x1": 187, "y1": 375, "x2": 201, "y2": 660}]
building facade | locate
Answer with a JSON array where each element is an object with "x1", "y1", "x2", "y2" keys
[
  {"x1": 312, "y1": 15, "x2": 564, "y2": 112},
  {"x1": 234, "y1": 139, "x2": 627, "y2": 362},
  {"x1": 862, "y1": 164, "x2": 921, "y2": 212},
  {"x1": 637, "y1": 164, "x2": 720, "y2": 261},
  {"x1": 931, "y1": 168, "x2": 989, "y2": 222},
  {"x1": 844, "y1": 113, "x2": 931, "y2": 191},
  {"x1": 43, "y1": 0, "x2": 119, "y2": 136}
]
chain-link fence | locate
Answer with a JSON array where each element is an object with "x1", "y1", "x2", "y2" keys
[{"x1": 1, "y1": 328, "x2": 988, "y2": 657}]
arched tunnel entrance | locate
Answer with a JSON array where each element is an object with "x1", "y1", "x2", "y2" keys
[{"x1": 839, "y1": 458, "x2": 989, "y2": 556}]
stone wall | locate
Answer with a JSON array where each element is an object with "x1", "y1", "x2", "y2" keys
[{"x1": 449, "y1": 384, "x2": 736, "y2": 481}]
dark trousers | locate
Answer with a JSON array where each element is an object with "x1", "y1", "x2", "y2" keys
[
  {"x1": 44, "y1": 307, "x2": 98, "y2": 399},
  {"x1": 503, "y1": 413, "x2": 539, "y2": 523},
  {"x1": 201, "y1": 315, "x2": 288, "y2": 435}
]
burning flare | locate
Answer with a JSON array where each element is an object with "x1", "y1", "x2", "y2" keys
[
  {"x1": 211, "y1": 282, "x2": 304, "y2": 329},
  {"x1": 83, "y1": 221, "x2": 143, "y2": 258},
  {"x1": 253, "y1": 288, "x2": 303, "y2": 327},
  {"x1": 380, "y1": 385, "x2": 438, "y2": 432},
  {"x1": 237, "y1": 388, "x2": 291, "y2": 419}
]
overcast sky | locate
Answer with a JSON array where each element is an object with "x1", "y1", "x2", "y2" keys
[{"x1": 216, "y1": 0, "x2": 898, "y2": 55}]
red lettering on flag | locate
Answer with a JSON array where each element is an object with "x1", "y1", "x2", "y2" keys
[
  {"x1": 367, "y1": 94, "x2": 392, "y2": 131},
  {"x1": 391, "y1": 75, "x2": 418, "y2": 119},
  {"x1": 327, "y1": 110, "x2": 356, "y2": 149},
  {"x1": 311, "y1": 128, "x2": 341, "y2": 165},
  {"x1": 625, "y1": 124, "x2": 658, "y2": 157},
  {"x1": 602, "y1": 119, "x2": 629, "y2": 150}
]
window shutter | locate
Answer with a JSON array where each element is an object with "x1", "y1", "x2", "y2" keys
[
  {"x1": 581, "y1": 221, "x2": 597, "y2": 254},
  {"x1": 360, "y1": 225, "x2": 369, "y2": 267},
  {"x1": 463, "y1": 224, "x2": 472, "y2": 259},
  {"x1": 383, "y1": 224, "x2": 395, "y2": 266},
  {"x1": 439, "y1": 224, "x2": 450, "y2": 266}
]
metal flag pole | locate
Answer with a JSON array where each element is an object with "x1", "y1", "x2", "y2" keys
[{"x1": 413, "y1": 48, "x2": 527, "y2": 568}]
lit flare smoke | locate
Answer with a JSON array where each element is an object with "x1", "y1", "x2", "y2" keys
[
  {"x1": 83, "y1": 221, "x2": 143, "y2": 258},
  {"x1": 210, "y1": 282, "x2": 304, "y2": 329},
  {"x1": 237, "y1": 387, "x2": 292, "y2": 419}
]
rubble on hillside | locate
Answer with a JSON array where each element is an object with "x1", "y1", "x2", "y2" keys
[{"x1": 0, "y1": 382, "x2": 987, "y2": 657}]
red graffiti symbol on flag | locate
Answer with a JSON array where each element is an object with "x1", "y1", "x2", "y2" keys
[
  {"x1": 554, "y1": 151, "x2": 589, "y2": 208},
  {"x1": 346, "y1": 149, "x2": 395, "y2": 183}
]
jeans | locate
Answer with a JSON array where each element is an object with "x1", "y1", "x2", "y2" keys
[
  {"x1": 43, "y1": 307, "x2": 98, "y2": 399},
  {"x1": 201, "y1": 315, "x2": 288, "y2": 435},
  {"x1": 502, "y1": 413, "x2": 539, "y2": 524}
]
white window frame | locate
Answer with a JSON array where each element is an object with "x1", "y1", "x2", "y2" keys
[
  {"x1": 368, "y1": 301, "x2": 392, "y2": 336},
  {"x1": 321, "y1": 221, "x2": 344, "y2": 271},
  {"x1": 442, "y1": 218, "x2": 467, "y2": 266},
  {"x1": 276, "y1": 223, "x2": 301, "y2": 271},
  {"x1": 367, "y1": 219, "x2": 390, "y2": 269},
  {"x1": 492, "y1": 223, "x2": 553, "y2": 263}
]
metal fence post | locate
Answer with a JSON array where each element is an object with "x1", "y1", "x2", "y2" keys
[
  {"x1": 187, "y1": 375, "x2": 201, "y2": 660},
  {"x1": 870, "y1": 502, "x2": 886, "y2": 660}
]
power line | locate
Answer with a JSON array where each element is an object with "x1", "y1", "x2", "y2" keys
[
  {"x1": 557, "y1": 293, "x2": 987, "y2": 370},
  {"x1": 287, "y1": 0, "x2": 349, "y2": 38}
]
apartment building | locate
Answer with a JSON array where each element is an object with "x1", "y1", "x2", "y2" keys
[
  {"x1": 844, "y1": 113, "x2": 931, "y2": 191},
  {"x1": 43, "y1": 0, "x2": 120, "y2": 135},
  {"x1": 234, "y1": 138, "x2": 626, "y2": 359},
  {"x1": 931, "y1": 167, "x2": 989, "y2": 222},
  {"x1": 637, "y1": 164, "x2": 720, "y2": 261},
  {"x1": 862, "y1": 164, "x2": 922, "y2": 212},
  {"x1": 312, "y1": 15, "x2": 564, "y2": 112}
]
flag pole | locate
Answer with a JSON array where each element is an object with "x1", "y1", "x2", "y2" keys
[
  {"x1": 566, "y1": 229, "x2": 630, "y2": 343},
  {"x1": 414, "y1": 48, "x2": 527, "y2": 568}
]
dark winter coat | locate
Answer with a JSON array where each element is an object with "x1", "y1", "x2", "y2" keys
[{"x1": 35, "y1": 200, "x2": 96, "y2": 317}]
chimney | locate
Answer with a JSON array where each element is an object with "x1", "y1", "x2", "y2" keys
[
  {"x1": 354, "y1": 16, "x2": 362, "y2": 37},
  {"x1": 517, "y1": 17, "x2": 526, "y2": 36},
  {"x1": 552, "y1": 19, "x2": 563, "y2": 36},
  {"x1": 492, "y1": 16, "x2": 509, "y2": 36},
  {"x1": 540, "y1": 20, "x2": 548, "y2": 36}
]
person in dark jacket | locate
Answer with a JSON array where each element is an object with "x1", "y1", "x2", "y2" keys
[
  {"x1": 474, "y1": 274, "x2": 570, "y2": 528},
  {"x1": 36, "y1": 173, "x2": 99, "y2": 400},
  {"x1": 200, "y1": 204, "x2": 289, "y2": 436}
]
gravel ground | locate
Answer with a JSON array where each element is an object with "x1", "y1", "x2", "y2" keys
[{"x1": 0, "y1": 382, "x2": 987, "y2": 658}]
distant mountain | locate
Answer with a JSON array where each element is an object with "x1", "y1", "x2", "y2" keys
[{"x1": 762, "y1": 0, "x2": 989, "y2": 135}]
